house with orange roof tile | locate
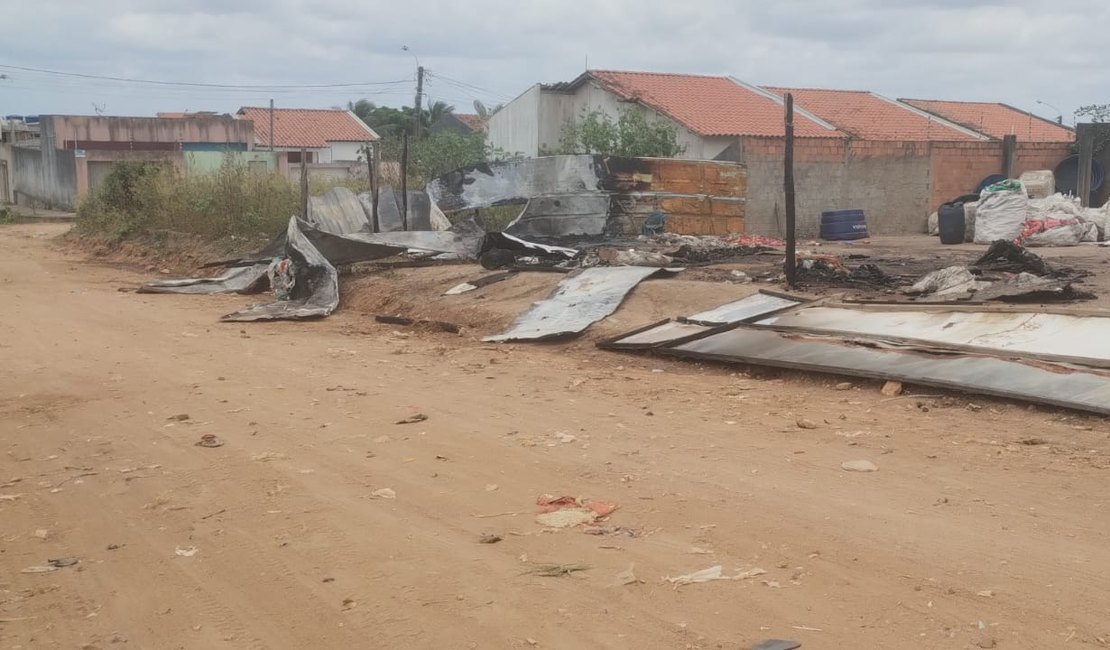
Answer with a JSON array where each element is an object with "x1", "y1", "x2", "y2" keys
[
  {"x1": 488, "y1": 70, "x2": 1076, "y2": 236},
  {"x1": 235, "y1": 107, "x2": 379, "y2": 164}
]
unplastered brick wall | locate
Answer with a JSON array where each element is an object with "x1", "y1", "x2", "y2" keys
[
  {"x1": 740, "y1": 137, "x2": 1074, "y2": 237},
  {"x1": 930, "y1": 142, "x2": 1073, "y2": 210}
]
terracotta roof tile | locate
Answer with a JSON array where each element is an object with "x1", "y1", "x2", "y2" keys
[
  {"x1": 587, "y1": 70, "x2": 841, "y2": 138},
  {"x1": 236, "y1": 107, "x2": 378, "y2": 148},
  {"x1": 902, "y1": 99, "x2": 1074, "y2": 142},
  {"x1": 765, "y1": 87, "x2": 982, "y2": 141},
  {"x1": 454, "y1": 113, "x2": 486, "y2": 132}
]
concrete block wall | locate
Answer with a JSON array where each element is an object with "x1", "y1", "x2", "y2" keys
[
  {"x1": 743, "y1": 137, "x2": 934, "y2": 237},
  {"x1": 742, "y1": 137, "x2": 1073, "y2": 237}
]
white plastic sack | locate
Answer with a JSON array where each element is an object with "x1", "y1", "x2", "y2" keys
[
  {"x1": 1019, "y1": 170, "x2": 1055, "y2": 200},
  {"x1": 927, "y1": 211, "x2": 939, "y2": 236},
  {"x1": 963, "y1": 201, "x2": 978, "y2": 242},
  {"x1": 1029, "y1": 193, "x2": 1084, "y2": 221},
  {"x1": 1023, "y1": 223, "x2": 1084, "y2": 247},
  {"x1": 974, "y1": 190, "x2": 1029, "y2": 244},
  {"x1": 1082, "y1": 222, "x2": 1099, "y2": 242}
]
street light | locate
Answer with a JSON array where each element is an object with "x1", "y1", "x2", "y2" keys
[
  {"x1": 401, "y1": 45, "x2": 424, "y2": 141},
  {"x1": 1035, "y1": 99, "x2": 1064, "y2": 125}
]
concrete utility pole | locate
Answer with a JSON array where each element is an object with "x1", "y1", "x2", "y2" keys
[
  {"x1": 269, "y1": 99, "x2": 275, "y2": 152},
  {"x1": 413, "y1": 65, "x2": 425, "y2": 142}
]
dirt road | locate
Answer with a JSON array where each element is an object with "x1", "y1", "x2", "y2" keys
[{"x1": 3, "y1": 223, "x2": 1110, "y2": 649}]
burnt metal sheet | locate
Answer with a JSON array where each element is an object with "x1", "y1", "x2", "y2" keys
[
  {"x1": 759, "y1": 307, "x2": 1110, "y2": 366},
  {"x1": 427, "y1": 155, "x2": 605, "y2": 212},
  {"x1": 484, "y1": 266, "x2": 674, "y2": 342},
  {"x1": 139, "y1": 264, "x2": 269, "y2": 295},
  {"x1": 222, "y1": 217, "x2": 339, "y2": 322},
  {"x1": 425, "y1": 155, "x2": 747, "y2": 238},
  {"x1": 503, "y1": 193, "x2": 611, "y2": 238},
  {"x1": 307, "y1": 187, "x2": 370, "y2": 234},
  {"x1": 664, "y1": 327, "x2": 1110, "y2": 416}
]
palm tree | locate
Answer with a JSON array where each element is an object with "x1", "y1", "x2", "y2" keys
[{"x1": 422, "y1": 101, "x2": 455, "y2": 130}]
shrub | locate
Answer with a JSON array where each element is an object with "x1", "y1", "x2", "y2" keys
[{"x1": 77, "y1": 157, "x2": 298, "y2": 240}]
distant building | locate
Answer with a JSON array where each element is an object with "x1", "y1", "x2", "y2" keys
[
  {"x1": 430, "y1": 113, "x2": 485, "y2": 136},
  {"x1": 235, "y1": 107, "x2": 379, "y2": 164},
  {"x1": 7, "y1": 114, "x2": 255, "y2": 209}
]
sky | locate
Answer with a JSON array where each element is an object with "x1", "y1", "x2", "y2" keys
[{"x1": 2, "y1": 0, "x2": 1107, "y2": 125}]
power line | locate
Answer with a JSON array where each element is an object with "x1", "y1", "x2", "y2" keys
[{"x1": 0, "y1": 63, "x2": 412, "y2": 90}]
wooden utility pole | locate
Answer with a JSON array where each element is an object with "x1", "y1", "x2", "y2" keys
[
  {"x1": 400, "y1": 133, "x2": 409, "y2": 231},
  {"x1": 299, "y1": 148, "x2": 309, "y2": 219},
  {"x1": 1077, "y1": 124, "x2": 1095, "y2": 208},
  {"x1": 784, "y1": 93, "x2": 797, "y2": 287},
  {"x1": 366, "y1": 143, "x2": 379, "y2": 232},
  {"x1": 413, "y1": 65, "x2": 425, "y2": 142},
  {"x1": 269, "y1": 98, "x2": 275, "y2": 152}
]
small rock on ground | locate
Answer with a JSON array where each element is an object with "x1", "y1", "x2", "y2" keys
[
  {"x1": 881, "y1": 381, "x2": 904, "y2": 397},
  {"x1": 751, "y1": 640, "x2": 802, "y2": 650},
  {"x1": 841, "y1": 460, "x2": 879, "y2": 472}
]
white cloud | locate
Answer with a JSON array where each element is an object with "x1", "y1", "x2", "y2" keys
[{"x1": 0, "y1": 0, "x2": 1105, "y2": 124}]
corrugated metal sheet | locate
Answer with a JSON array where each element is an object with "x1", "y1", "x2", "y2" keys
[
  {"x1": 599, "y1": 292, "x2": 805, "y2": 350},
  {"x1": 760, "y1": 307, "x2": 1110, "y2": 366},
  {"x1": 665, "y1": 327, "x2": 1110, "y2": 416},
  {"x1": 484, "y1": 266, "x2": 673, "y2": 342},
  {"x1": 426, "y1": 155, "x2": 747, "y2": 237}
]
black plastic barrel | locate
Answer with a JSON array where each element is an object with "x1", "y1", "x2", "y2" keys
[
  {"x1": 937, "y1": 202, "x2": 966, "y2": 245},
  {"x1": 819, "y1": 209, "x2": 868, "y2": 241},
  {"x1": 1055, "y1": 154, "x2": 1106, "y2": 200}
]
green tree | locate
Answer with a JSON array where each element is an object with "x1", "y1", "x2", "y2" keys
[
  {"x1": 347, "y1": 99, "x2": 455, "y2": 137},
  {"x1": 558, "y1": 108, "x2": 685, "y2": 158},
  {"x1": 1075, "y1": 104, "x2": 1110, "y2": 123}
]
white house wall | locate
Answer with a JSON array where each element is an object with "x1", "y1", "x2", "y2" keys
[
  {"x1": 325, "y1": 141, "x2": 367, "y2": 163},
  {"x1": 549, "y1": 81, "x2": 724, "y2": 161},
  {"x1": 488, "y1": 85, "x2": 542, "y2": 157}
]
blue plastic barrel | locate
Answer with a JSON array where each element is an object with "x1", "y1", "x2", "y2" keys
[
  {"x1": 1054, "y1": 155, "x2": 1105, "y2": 200},
  {"x1": 937, "y1": 202, "x2": 966, "y2": 245},
  {"x1": 820, "y1": 209, "x2": 868, "y2": 240}
]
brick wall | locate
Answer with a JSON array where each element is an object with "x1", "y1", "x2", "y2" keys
[
  {"x1": 740, "y1": 136, "x2": 1073, "y2": 237},
  {"x1": 929, "y1": 142, "x2": 1071, "y2": 210}
]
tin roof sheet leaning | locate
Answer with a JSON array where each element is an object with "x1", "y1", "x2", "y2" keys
[
  {"x1": 602, "y1": 295, "x2": 1110, "y2": 416},
  {"x1": 598, "y1": 291, "x2": 806, "y2": 350}
]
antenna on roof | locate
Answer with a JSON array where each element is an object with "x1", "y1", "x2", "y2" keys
[{"x1": 91, "y1": 102, "x2": 105, "y2": 116}]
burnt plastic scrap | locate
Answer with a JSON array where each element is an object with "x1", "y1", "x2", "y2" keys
[{"x1": 221, "y1": 217, "x2": 343, "y2": 322}]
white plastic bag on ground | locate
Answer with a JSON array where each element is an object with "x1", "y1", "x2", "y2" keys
[
  {"x1": 974, "y1": 189, "x2": 1029, "y2": 244},
  {"x1": 1029, "y1": 193, "x2": 1083, "y2": 221},
  {"x1": 963, "y1": 201, "x2": 978, "y2": 242},
  {"x1": 1023, "y1": 223, "x2": 1084, "y2": 247},
  {"x1": 927, "y1": 211, "x2": 939, "y2": 236},
  {"x1": 1019, "y1": 170, "x2": 1055, "y2": 199},
  {"x1": 1082, "y1": 222, "x2": 1099, "y2": 242}
]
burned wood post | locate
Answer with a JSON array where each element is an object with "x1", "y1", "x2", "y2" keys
[
  {"x1": 299, "y1": 148, "x2": 309, "y2": 219},
  {"x1": 1077, "y1": 124, "x2": 1095, "y2": 208},
  {"x1": 400, "y1": 132, "x2": 409, "y2": 231},
  {"x1": 366, "y1": 142, "x2": 379, "y2": 232},
  {"x1": 784, "y1": 93, "x2": 797, "y2": 287},
  {"x1": 1002, "y1": 134, "x2": 1017, "y2": 179}
]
